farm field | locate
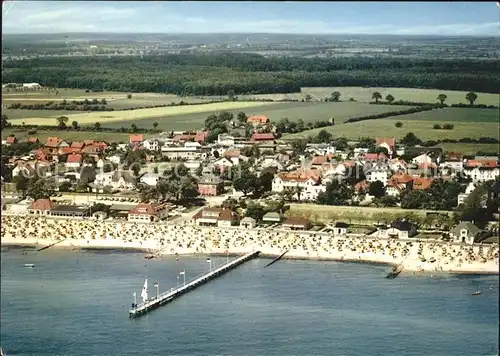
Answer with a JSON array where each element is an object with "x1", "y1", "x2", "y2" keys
[
  {"x1": 1, "y1": 128, "x2": 136, "y2": 143},
  {"x1": 5, "y1": 101, "x2": 413, "y2": 131},
  {"x1": 434, "y1": 143, "x2": 499, "y2": 155},
  {"x1": 283, "y1": 118, "x2": 498, "y2": 141},
  {"x1": 2, "y1": 109, "x2": 84, "y2": 120},
  {"x1": 382, "y1": 107, "x2": 500, "y2": 123},
  {"x1": 300, "y1": 87, "x2": 499, "y2": 105},
  {"x1": 6, "y1": 101, "x2": 280, "y2": 128},
  {"x1": 287, "y1": 203, "x2": 451, "y2": 224}
]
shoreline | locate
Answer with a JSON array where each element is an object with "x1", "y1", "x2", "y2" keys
[{"x1": 2, "y1": 216, "x2": 498, "y2": 275}]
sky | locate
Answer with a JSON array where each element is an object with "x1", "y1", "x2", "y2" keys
[{"x1": 2, "y1": 1, "x2": 499, "y2": 36}]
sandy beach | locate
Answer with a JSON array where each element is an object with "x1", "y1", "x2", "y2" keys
[{"x1": 1, "y1": 215, "x2": 498, "y2": 275}]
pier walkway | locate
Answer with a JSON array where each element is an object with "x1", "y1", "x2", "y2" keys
[{"x1": 129, "y1": 250, "x2": 260, "y2": 318}]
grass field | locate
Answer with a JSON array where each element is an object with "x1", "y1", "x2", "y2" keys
[
  {"x1": 434, "y1": 143, "x2": 499, "y2": 155},
  {"x1": 283, "y1": 107, "x2": 499, "y2": 141},
  {"x1": 5, "y1": 101, "x2": 413, "y2": 131},
  {"x1": 287, "y1": 203, "x2": 451, "y2": 224},
  {"x1": 6, "y1": 101, "x2": 280, "y2": 127},
  {"x1": 1, "y1": 128, "x2": 136, "y2": 143},
  {"x1": 2, "y1": 109, "x2": 87, "y2": 121},
  {"x1": 300, "y1": 87, "x2": 499, "y2": 105}
]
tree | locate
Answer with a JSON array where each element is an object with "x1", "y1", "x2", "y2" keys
[
  {"x1": 153, "y1": 122, "x2": 159, "y2": 130},
  {"x1": 385, "y1": 94, "x2": 395, "y2": 103},
  {"x1": 94, "y1": 122, "x2": 101, "y2": 131},
  {"x1": 227, "y1": 89, "x2": 236, "y2": 101},
  {"x1": 433, "y1": 124, "x2": 442, "y2": 130},
  {"x1": 368, "y1": 180, "x2": 385, "y2": 198},
  {"x1": 372, "y1": 92, "x2": 382, "y2": 103},
  {"x1": 291, "y1": 139, "x2": 307, "y2": 154},
  {"x1": 401, "y1": 132, "x2": 422, "y2": 146},
  {"x1": 316, "y1": 180, "x2": 353, "y2": 206},
  {"x1": 236, "y1": 112, "x2": 247, "y2": 124},
  {"x1": 245, "y1": 202, "x2": 266, "y2": 221},
  {"x1": 131, "y1": 123, "x2": 138, "y2": 132},
  {"x1": 331, "y1": 91, "x2": 341, "y2": 102},
  {"x1": 127, "y1": 94, "x2": 132, "y2": 99},
  {"x1": 437, "y1": 93, "x2": 447, "y2": 105},
  {"x1": 58, "y1": 181, "x2": 72, "y2": 193},
  {"x1": 305, "y1": 94, "x2": 312, "y2": 102},
  {"x1": 465, "y1": 92, "x2": 477, "y2": 105},
  {"x1": 233, "y1": 168, "x2": 258, "y2": 196},
  {"x1": 27, "y1": 177, "x2": 56, "y2": 201},
  {"x1": 316, "y1": 129, "x2": 332, "y2": 143},
  {"x1": 395, "y1": 122, "x2": 403, "y2": 128},
  {"x1": 1, "y1": 114, "x2": 12, "y2": 129},
  {"x1": 13, "y1": 174, "x2": 29, "y2": 197},
  {"x1": 56, "y1": 116, "x2": 69, "y2": 129},
  {"x1": 256, "y1": 170, "x2": 274, "y2": 196},
  {"x1": 195, "y1": 165, "x2": 203, "y2": 177},
  {"x1": 71, "y1": 121, "x2": 79, "y2": 130}
]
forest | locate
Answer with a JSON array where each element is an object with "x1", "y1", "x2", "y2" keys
[{"x1": 2, "y1": 53, "x2": 500, "y2": 95}]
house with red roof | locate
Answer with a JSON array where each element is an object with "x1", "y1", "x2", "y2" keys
[
  {"x1": 197, "y1": 175, "x2": 224, "y2": 196},
  {"x1": 29, "y1": 198, "x2": 55, "y2": 215},
  {"x1": 27, "y1": 137, "x2": 39, "y2": 144},
  {"x1": 247, "y1": 115, "x2": 269, "y2": 126},
  {"x1": 272, "y1": 170, "x2": 325, "y2": 201},
  {"x1": 66, "y1": 153, "x2": 83, "y2": 169},
  {"x1": 129, "y1": 134, "x2": 144, "y2": 146},
  {"x1": 251, "y1": 133, "x2": 275, "y2": 144},
  {"x1": 127, "y1": 203, "x2": 168, "y2": 223},
  {"x1": 410, "y1": 177, "x2": 433, "y2": 191},
  {"x1": 45, "y1": 137, "x2": 69, "y2": 149},
  {"x1": 192, "y1": 207, "x2": 238, "y2": 227},
  {"x1": 6, "y1": 136, "x2": 17, "y2": 145},
  {"x1": 375, "y1": 137, "x2": 395, "y2": 156}
]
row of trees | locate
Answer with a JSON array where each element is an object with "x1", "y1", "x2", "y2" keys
[{"x1": 3, "y1": 54, "x2": 499, "y2": 95}]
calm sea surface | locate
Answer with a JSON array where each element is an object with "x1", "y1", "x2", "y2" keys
[{"x1": 1, "y1": 246, "x2": 498, "y2": 356}]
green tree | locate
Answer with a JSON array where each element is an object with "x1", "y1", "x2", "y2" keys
[
  {"x1": 395, "y1": 122, "x2": 403, "y2": 128},
  {"x1": 316, "y1": 129, "x2": 332, "y2": 143},
  {"x1": 245, "y1": 202, "x2": 266, "y2": 221},
  {"x1": 368, "y1": 180, "x2": 385, "y2": 198},
  {"x1": 331, "y1": 91, "x2": 341, "y2": 102},
  {"x1": 236, "y1": 112, "x2": 247, "y2": 124},
  {"x1": 131, "y1": 123, "x2": 138, "y2": 132},
  {"x1": 127, "y1": 93, "x2": 132, "y2": 99},
  {"x1": 71, "y1": 121, "x2": 79, "y2": 130},
  {"x1": 227, "y1": 89, "x2": 236, "y2": 101},
  {"x1": 153, "y1": 122, "x2": 159, "y2": 130},
  {"x1": 401, "y1": 132, "x2": 422, "y2": 146},
  {"x1": 233, "y1": 168, "x2": 258, "y2": 196},
  {"x1": 222, "y1": 197, "x2": 239, "y2": 212},
  {"x1": 291, "y1": 139, "x2": 307, "y2": 154},
  {"x1": 56, "y1": 116, "x2": 69, "y2": 129},
  {"x1": 195, "y1": 164, "x2": 203, "y2": 177},
  {"x1": 316, "y1": 180, "x2": 353, "y2": 206},
  {"x1": 1, "y1": 114, "x2": 12, "y2": 129},
  {"x1": 13, "y1": 174, "x2": 29, "y2": 197},
  {"x1": 372, "y1": 92, "x2": 382, "y2": 103},
  {"x1": 465, "y1": 91, "x2": 478, "y2": 105},
  {"x1": 305, "y1": 94, "x2": 312, "y2": 102},
  {"x1": 385, "y1": 94, "x2": 395, "y2": 103},
  {"x1": 437, "y1": 93, "x2": 447, "y2": 105},
  {"x1": 94, "y1": 122, "x2": 101, "y2": 131},
  {"x1": 27, "y1": 177, "x2": 56, "y2": 201}
]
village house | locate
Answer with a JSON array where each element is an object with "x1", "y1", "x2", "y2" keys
[
  {"x1": 48, "y1": 204, "x2": 90, "y2": 219},
  {"x1": 251, "y1": 133, "x2": 275, "y2": 145},
  {"x1": 193, "y1": 207, "x2": 238, "y2": 227},
  {"x1": 385, "y1": 173, "x2": 413, "y2": 197},
  {"x1": 66, "y1": 153, "x2": 83, "y2": 169},
  {"x1": 213, "y1": 157, "x2": 234, "y2": 173},
  {"x1": 45, "y1": 137, "x2": 69, "y2": 151},
  {"x1": 240, "y1": 217, "x2": 257, "y2": 229},
  {"x1": 262, "y1": 212, "x2": 282, "y2": 224},
  {"x1": 143, "y1": 139, "x2": 161, "y2": 151},
  {"x1": 27, "y1": 137, "x2": 39, "y2": 144},
  {"x1": 129, "y1": 134, "x2": 144, "y2": 146},
  {"x1": 6, "y1": 136, "x2": 17, "y2": 145},
  {"x1": 247, "y1": 115, "x2": 269, "y2": 127},
  {"x1": 305, "y1": 143, "x2": 337, "y2": 156},
  {"x1": 108, "y1": 154, "x2": 122, "y2": 165},
  {"x1": 462, "y1": 159, "x2": 499, "y2": 183},
  {"x1": 412, "y1": 153, "x2": 433, "y2": 165},
  {"x1": 364, "y1": 164, "x2": 390, "y2": 186},
  {"x1": 449, "y1": 221, "x2": 482, "y2": 245},
  {"x1": 440, "y1": 152, "x2": 463, "y2": 172},
  {"x1": 29, "y1": 198, "x2": 55, "y2": 216},
  {"x1": 272, "y1": 170, "x2": 326, "y2": 201},
  {"x1": 333, "y1": 222, "x2": 349, "y2": 235},
  {"x1": 375, "y1": 137, "x2": 395, "y2": 157},
  {"x1": 217, "y1": 134, "x2": 235, "y2": 147},
  {"x1": 282, "y1": 216, "x2": 311, "y2": 231},
  {"x1": 223, "y1": 149, "x2": 244, "y2": 166},
  {"x1": 161, "y1": 142, "x2": 209, "y2": 160},
  {"x1": 95, "y1": 170, "x2": 136, "y2": 190},
  {"x1": 139, "y1": 173, "x2": 162, "y2": 187},
  {"x1": 457, "y1": 182, "x2": 476, "y2": 206},
  {"x1": 381, "y1": 220, "x2": 418, "y2": 239},
  {"x1": 353, "y1": 147, "x2": 370, "y2": 158},
  {"x1": 127, "y1": 203, "x2": 168, "y2": 223},
  {"x1": 389, "y1": 158, "x2": 408, "y2": 173},
  {"x1": 197, "y1": 175, "x2": 224, "y2": 196}
]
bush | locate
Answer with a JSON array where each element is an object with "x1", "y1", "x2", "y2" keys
[
  {"x1": 433, "y1": 124, "x2": 442, "y2": 129},
  {"x1": 442, "y1": 123, "x2": 454, "y2": 130},
  {"x1": 395, "y1": 122, "x2": 403, "y2": 128}
]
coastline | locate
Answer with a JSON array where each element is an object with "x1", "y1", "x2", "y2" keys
[{"x1": 1, "y1": 216, "x2": 498, "y2": 275}]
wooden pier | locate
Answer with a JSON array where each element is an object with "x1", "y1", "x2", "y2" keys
[{"x1": 129, "y1": 250, "x2": 260, "y2": 318}]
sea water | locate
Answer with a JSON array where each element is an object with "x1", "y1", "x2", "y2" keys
[{"x1": 1, "y1": 246, "x2": 498, "y2": 356}]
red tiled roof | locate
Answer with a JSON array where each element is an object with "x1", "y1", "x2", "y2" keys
[
  {"x1": 30, "y1": 198, "x2": 54, "y2": 211},
  {"x1": 277, "y1": 171, "x2": 320, "y2": 183},
  {"x1": 82, "y1": 144, "x2": 102, "y2": 154},
  {"x1": 418, "y1": 162, "x2": 437, "y2": 169},
  {"x1": 376, "y1": 137, "x2": 395, "y2": 149},
  {"x1": 446, "y1": 152, "x2": 462, "y2": 162},
  {"x1": 465, "y1": 160, "x2": 499, "y2": 168},
  {"x1": 67, "y1": 153, "x2": 82, "y2": 164},
  {"x1": 283, "y1": 216, "x2": 310, "y2": 227},
  {"x1": 27, "y1": 137, "x2": 39, "y2": 143},
  {"x1": 129, "y1": 134, "x2": 144, "y2": 143},
  {"x1": 224, "y1": 149, "x2": 240, "y2": 158},
  {"x1": 71, "y1": 141, "x2": 85, "y2": 149},
  {"x1": 59, "y1": 147, "x2": 79, "y2": 155},
  {"x1": 128, "y1": 203, "x2": 165, "y2": 216},
  {"x1": 251, "y1": 133, "x2": 275, "y2": 141},
  {"x1": 6, "y1": 136, "x2": 17, "y2": 144},
  {"x1": 84, "y1": 140, "x2": 95, "y2": 145},
  {"x1": 247, "y1": 115, "x2": 269, "y2": 124},
  {"x1": 45, "y1": 137, "x2": 63, "y2": 148},
  {"x1": 195, "y1": 131, "x2": 209, "y2": 143},
  {"x1": 412, "y1": 177, "x2": 433, "y2": 190},
  {"x1": 311, "y1": 156, "x2": 328, "y2": 165}
]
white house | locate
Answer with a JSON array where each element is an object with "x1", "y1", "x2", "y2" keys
[
  {"x1": 140, "y1": 173, "x2": 161, "y2": 187},
  {"x1": 365, "y1": 165, "x2": 389, "y2": 186},
  {"x1": 412, "y1": 154, "x2": 433, "y2": 165},
  {"x1": 272, "y1": 172, "x2": 326, "y2": 201},
  {"x1": 143, "y1": 139, "x2": 160, "y2": 151},
  {"x1": 65, "y1": 154, "x2": 83, "y2": 169},
  {"x1": 161, "y1": 143, "x2": 209, "y2": 160},
  {"x1": 127, "y1": 203, "x2": 168, "y2": 223},
  {"x1": 108, "y1": 155, "x2": 122, "y2": 165},
  {"x1": 449, "y1": 222, "x2": 481, "y2": 245},
  {"x1": 457, "y1": 182, "x2": 476, "y2": 206},
  {"x1": 217, "y1": 134, "x2": 235, "y2": 147},
  {"x1": 463, "y1": 166, "x2": 500, "y2": 183},
  {"x1": 95, "y1": 170, "x2": 136, "y2": 190},
  {"x1": 353, "y1": 147, "x2": 370, "y2": 158}
]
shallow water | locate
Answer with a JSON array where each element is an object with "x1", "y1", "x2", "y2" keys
[{"x1": 1, "y1": 247, "x2": 498, "y2": 356}]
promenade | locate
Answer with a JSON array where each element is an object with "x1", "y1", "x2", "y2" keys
[{"x1": 1, "y1": 215, "x2": 498, "y2": 274}]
